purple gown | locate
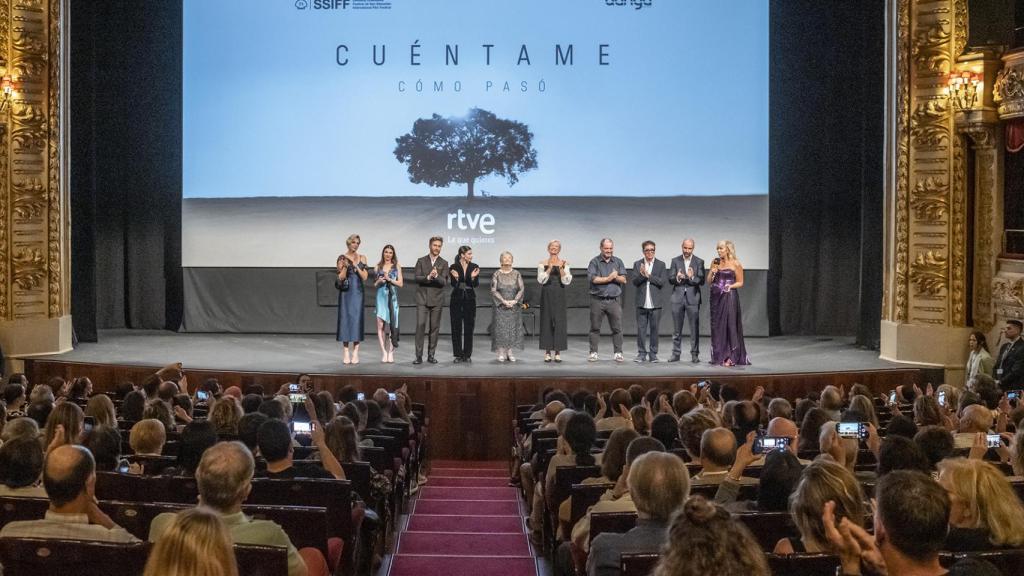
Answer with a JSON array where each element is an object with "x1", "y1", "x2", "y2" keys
[{"x1": 709, "y1": 268, "x2": 750, "y2": 365}]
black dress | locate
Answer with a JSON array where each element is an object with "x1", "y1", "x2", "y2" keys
[{"x1": 539, "y1": 265, "x2": 569, "y2": 352}]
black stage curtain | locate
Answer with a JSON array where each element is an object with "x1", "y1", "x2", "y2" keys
[
  {"x1": 768, "y1": 0, "x2": 885, "y2": 347},
  {"x1": 70, "y1": 0, "x2": 183, "y2": 341}
]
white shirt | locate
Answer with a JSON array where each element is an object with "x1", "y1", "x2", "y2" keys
[{"x1": 643, "y1": 259, "x2": 655, "y2": 309}]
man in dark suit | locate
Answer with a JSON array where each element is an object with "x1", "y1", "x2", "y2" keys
[
  {"x1": 994, "y1": 319, "x2": 1024, "y2": 391},
  {"x1": 667, "y1": 238, "x2": 705, "y2": 363},
  {"x1": 631, "y1": 241, "x2": 668, "y2": 363},
  {"x1": 413, "y1": 236, "x2": 449, "y2": 364}
]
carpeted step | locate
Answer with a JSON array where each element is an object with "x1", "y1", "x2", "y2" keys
[
  {"x1": 397, "y1": 532, "x2": 531, "y2": 557},
  {"x1": 431, "y1": 467, "x2": 508, "y2": 478},
  {"x1": 419, "y1": 486, "x2": 518, "y2": 501},
  {"x1": 431, "y1": 460, "x2": 506, "y2": 469},
  {"x1": 414, "y1": 499, "x2": 520, "y2": 516},
  {"x1": 406, "y1": 514, "x2": 525, "y2": 533},
  {"x1": 428, "y1": 476, "x2": 509, "y2": 487},
  {"x1": 389, "y1": 555, "x2": 537, "y2": 576}
]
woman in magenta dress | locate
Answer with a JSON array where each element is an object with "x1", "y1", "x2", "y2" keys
[{"x1": 709, "y1": 240, "x2": 750, "y2": 366}]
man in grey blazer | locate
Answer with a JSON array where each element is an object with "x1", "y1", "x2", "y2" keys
[
  {"x1": 413, "y1": 236, "x2": 449, "y2": 364},
  {"x1": 668, "y1": 238, "x2": 705, "y2": 363},
  {"x1": 631, "y1": 240, "x2": 668, "y2": 363}
]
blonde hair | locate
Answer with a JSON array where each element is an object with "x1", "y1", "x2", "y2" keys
[
  {"x1": 937, "y1": 458, "x2": 1024, "y2": 547},
  {"x1": 547, "y1": 239, "x2": 561, "y2": 252},
  {"x1": 345, "y1": 234, "x2": 361, "y2": 248},
  {"x1": 143, "y1": 507, "x2": 238, "y2": 576},
  {"x1": 85, "y1": 394, "x2": 117, "y2": 429},
  {"x1": 130, "y1": 419, "x2": 167, "y2": 455},
  {"x1": 208, "y1": 397, "x2": 243, "y2": 436},
  {"x1": 716, "y1": 240, "x2": 737, "y2": 261},
  {"x1": 790, "y1": 458, "x2": 865, "y2": 552},
  {"x1": 1012, "y1": 428, "x2": 1024, "y2": 477},
  {"x1": 848, "y1": 395, "x2": 878, "y2": 428}
]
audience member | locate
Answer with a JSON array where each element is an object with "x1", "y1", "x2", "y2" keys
[
  {"x1": 241, "y1": 393, "x2": 263, "y2": 414},
  {"x1": 937, "y1": 458, "x2": 1024, "y2": 551},
  {"x1": 716, "y1": 444, "x2": 803, "y2": 512},
  {"x1": 649, "y1": 413, "x2": 679, "y2": 450},
  {"x1": 692, "y1": 427, "x2": 753, "y2": 486},
  {"x1": 82, "y1": 425, "x2": 126, "y2": 472},
  {"x1": 144, "y1": 506, "x2": 238, "y2": 576},
  {"x1": 44, "y1": 401, "x2": 84, "y2": 448},
  {"x1": 0, "y1": 445, "x2": 139, "y2": 542},
  {"x1": 29, "y1": 383, "x2": 54, "y2": 405},
  {"x1": 25, "y1": 400, "x2": 52, "y2": 428},
  {"x1": 144, "y1": 399, "x2": 175, "y2": 432},
  {"x1": 0, "y1": 436, "x2": 46, "y2": 497},
  {"x1": 129, "y1": 419, "x2": 167, "y2": 456},
  {"x1": 653, "y1": 496, "x2": 769, "y2": 576},
  {"x1": 847, "y1": 394, "x2": 879, "y2": 428},
  {"x1": 169, "y1": 420, "x2": 219, "y2": 476},
  {"x1": 774, "y1": 458, "x2": 864, "y2": 554},
  {"x1": 238, "y1": 412, "x2": 269, "y2": 453},
  {"x1": 914, "y1": 426, "x2": 955, "y2": 470},
  {"x1": 3, "y1": 383, "x2": 27, "y2": 418},
  {"x1": 956, "y1": 404, "x2": 993, "y2": 449},
  {"x1": 913, "y1": 395, "x2": 943, "y2": 427},
  {"x1": 767, "y1": 397, "x2": 793, "y2": 421},
  {"x1": 671, "y1": 390, "x2": 698, "y2": 417},
  {"x1": 886, "y1": 412, "x2": 919, "y2": 439},
  {"x1": 85, "y1": 394, "x2": 117, "y2": 428},
  {"x1": 587, "y1": 451, "x2": 690, "y2": 576},
  {"x1": 121, "y1": 390, "x2": 147, "y2": 422},
  {"x1": 209, "y1": 396, "x2": 243, "y2": 436},
  {"x1": 798, "y1": 408, "x2": 830, "y2": 453},
  {"x1": 677, "y1": 407, "x2": 721, "y2": 461},
  {"x1": 255, "y1": 419, "x2": 345, "y2": 480},
  {"x1": 819, "y1": 386, "x2": 843, "y2": 421},
  {"x1": 1, "y1": 416, "x2": 38, "y2": 444},
  {"x1": 877, "y1": 434, "x2": 931, "y2": 477}
]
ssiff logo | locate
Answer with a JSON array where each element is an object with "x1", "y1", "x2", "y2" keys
[{"x1": 296, "y1": 0, "x2": 351, "y2": 9}]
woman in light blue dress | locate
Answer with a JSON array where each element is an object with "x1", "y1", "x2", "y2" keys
[
  {"x1": 337, "y1": 234, "x2": 368, "y2": 364},
  {"x1": 374, "y1": 244, "x2": 404, "y2": 363}
]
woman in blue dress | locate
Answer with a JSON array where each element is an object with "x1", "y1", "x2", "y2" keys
[
  {"x1": 337, "y1": 234, "x2": 368, "y2": 364},
  {"x1": 374, "y1": 244, "x2": 404, "y2": 363}
]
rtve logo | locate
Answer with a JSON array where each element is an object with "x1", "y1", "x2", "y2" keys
[
  {"x1": 295, "y1": 0, "x2": 350, "y2": 10},
  {"x1": 604, "y1": 0, "x2": 652, "y2": 10}
]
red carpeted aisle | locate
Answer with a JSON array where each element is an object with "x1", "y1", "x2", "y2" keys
[{"x1": 388, "y1": 460, "x2": 539, "y2": 576}]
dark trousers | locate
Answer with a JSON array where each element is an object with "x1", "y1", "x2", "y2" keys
[
  {"x1": 415, "y1": 303, "x2": 443, "y2": 357},
  {"x1": 589, "y1": 297, "x2": 623, "y2": 353},
  {"x1": 636, "y1": 307, "x2": 661, "y2": 357},
  {"x1": 450, "y1": 294, "x2": 476, "y2": 359},
  {"x1": 672, "y1": 301, "x2": 700, "y2": 357}
]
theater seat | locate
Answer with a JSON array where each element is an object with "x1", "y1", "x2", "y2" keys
[
  {"x1": 765, "y1": 552, "x2": 840, "y2": 576},
  {"x1": 620, "y1": 552, "x2": 660, "y2": 576},
  {"x1": 0, "y1": 537, "x2": 149, "y2": 576}
]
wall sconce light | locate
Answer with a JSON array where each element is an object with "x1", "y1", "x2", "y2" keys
[{"x1": 945, "y1": 70, "x2": 981, "y2": 111}]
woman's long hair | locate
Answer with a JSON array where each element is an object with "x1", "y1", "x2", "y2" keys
[
  {"x1": 971, "y1": 330, "x2": 989, "y2": 353},
  {"x1": 143, "y1": 507, "x2": 238, "y2": 576},
  {"x1": 326, "y1": 415, "x2": 361, "y2": 464},
  {"x1": 85, "y1": 394, "x2": 117, "y2": 429},
  {"x1": 454, "y1": 245, "x2": 471, "y2": 264},
  {"x1": 938, "y1": 458, "x2": 1024, "y2": 548},
  {"x1": 377, "y1": 244, "x2": 398, "y2": 270},
  {"x1": 44, "y1": 402, "x2": 84, "y2": 448}
]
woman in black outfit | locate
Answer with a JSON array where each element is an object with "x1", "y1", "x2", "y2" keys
[{"x1": 449, "y1": 245, "x2": 480, "y2": 362}]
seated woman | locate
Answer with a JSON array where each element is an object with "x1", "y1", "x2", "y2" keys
[
  {"x1": 937, "y1": 458, "x2": 1024, "y2": 551},
  {"x1": 558, "y1": 426, "x2": 638, "y2": 537},
  {"x1": 774, "y1": 458, "x2": 865, "y2": 554},
  {"x1": 653, "y1": 496, "x2": 769, "y2": 576}
]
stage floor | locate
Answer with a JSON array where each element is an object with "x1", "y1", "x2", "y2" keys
[{"x1": 41, "y1": 330, "x2": 915, "y2": 378}]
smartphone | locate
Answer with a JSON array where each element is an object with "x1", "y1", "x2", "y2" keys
[
  {"x1": 289, "y1": 383, "x2": 299, "y2": 393},
  {"x1": 889, "y1": 390, "x2": 897, "y2": 405},
  {"x1": 388, "y1": 392, "x2": 397, "y2": 401},
  {"x1": 1008, "y1": 390, "x2": 1022, "y2": 401},
  {"x1": 292, "y1": 421, "x2": 312, "y2": 435},
  {"x1": 696, "y1": 381, "x2": 708, "y2": 389},
  {"x1": 987, "y1": 434, "x2": 1002, "y2": 449},
  {"x1": 196, "y1": 390, "x2": 209, "y2": 402},
  {"x1": 937, "y1": 390, "x2": 946, "y2": 407},
  {"x1": 836, "y1": 422, "x2": 868, "y2": 440},
  {"x1": 753, "y1": 435, "x2": 790, "y2": 455},
  {"x1": 356, "y1": 392, "x2": 365, "y2": 401},
  {"x1": 84, "y1": 416, "x2": 96, "y2": 427},
  {"x1": 288, "y1": 393, "x2": 307, "y2": 404}
]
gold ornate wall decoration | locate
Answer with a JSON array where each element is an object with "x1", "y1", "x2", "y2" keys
[
  {"x1": 910, "y1": 250, "x2": 949, "y2": 296},
  {"x1": 11, "y1": 246, "x2": 44, "y2": 291},
  {"x1": 994, "y1": 65, "x2": 1024, "y2": 118},
  {"x1": 911, "y1": 100, "x2": 951, "y2": 147},
  {"x1": 891, "y1": 0, "x2": 912, "y2": 323},
  {"x1": 949, "y1": 133, "x2": 967, "y2": 325},
  {"x1": 11, "y1": 178, "x2": 44, "y2": 220},
  {"x1": 909, "y1": 176, "x2": 949, "y2": 220},
  {"x1": 912, "y1": 19, "x2": 951, "y2": 74},
  {"x1": 47, "y1": 0, "x2": 63, "y2": 318},
  {"x1": 0, "y1": 0, "x2": 11, "y2": 320},
  {"x1": 952, "y1": 0, "x2": 968, "y2": 56}
]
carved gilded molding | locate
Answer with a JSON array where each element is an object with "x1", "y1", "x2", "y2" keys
[
  {"x1": 909, "y1": 176, "x2": 949, "y2": 221},
  {"x1": 891, "y1": 0, "x2": 912, "y2": 322},
  {"x1": 0, "y1": 0, "x2": 8, "y2": 320},
  {"x1": 950, "y1": 132, "x2": 966, "y2": 324},
  {"x1": 47, "y1": 0, "x2": 60, "y2": 318},
  {"x1": 994, "y1": 51, "x2": 1024, "y2": 120}
]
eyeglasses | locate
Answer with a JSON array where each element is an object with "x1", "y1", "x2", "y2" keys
[{"x1": 643, "y1": 248, "x2": 655, "y2": 252}]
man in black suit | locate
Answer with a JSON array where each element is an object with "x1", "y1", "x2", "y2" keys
[
  {"x1": 994, "y1": 319, "x2": 1024, "y2": 391},
  {"x1": 413, "y1": 236, "x2": 449, "y2": 364},
  {"x1": 667, "y1": 238, "x2": 705, "y2": 363},
  {"x1": 631, "y1": 240, "x2": 668, "y2": 362}
]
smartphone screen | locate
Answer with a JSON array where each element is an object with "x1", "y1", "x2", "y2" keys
[
  {"x1": 288, "y1": 393, "x2": 307, "y2": 404},
  {"x1": 987, "y1": 434, "x2": 1002, "y2": 449},
  {"x1": 889, "y1": 391, "x2": 897, "y2": 404},
  {"x1": 356, "y1": 392, "x2": 365, "y2": 401},
  {"x1": 388, "y1": 392, "x2": 397, "y2": 401},
  {"x1": 289, "y1": 383, "x2": 299, "y2": 393},
  {"x1": 937, "y1": 390, "x2": 946, "y2": 407},
  {"x1": 197, "y1": 390, "x2": 209, "y2": 401},
  {"x1": 1009, "y1": 390, "x2": 1022, "y2": 401},
  {"x1": 836, "y1": 422, "x2": 866, "y2": 440},
  {"x1": 293, "y1": 421, "x2": 312, "y2": 435},
  {"x1": 83, "y1": 416, "x2": 96, "y2": 427},
  {"x1": 754, "y1": 436, "x2": 790, "y2": 454}
]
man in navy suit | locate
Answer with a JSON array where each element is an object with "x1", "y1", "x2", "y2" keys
[
  {"x1": 631, "y1": 241, "x2": 668, "y2": 362},
  {"x1": 668, "y1": 238, "x2": 705, "y2": 363},
  {"x1": 994, "y1": 319, "x2": 1024, "y2": 391}
]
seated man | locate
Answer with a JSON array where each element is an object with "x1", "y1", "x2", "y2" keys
[
  {"x1": 748, "y1": 417, "x2": 811, "y2": 466},
  {"x1": 954, "y1": 404, "x2": 993, "y2": 450},
  {"x1": 587, "y1": 451, "x2": 690, "y2": 576},
  {"x1": 148, "y1": 441, "x2": 324, "y2": 576},
  {"x1": 691, "y1": 427, "x2": 757, "y2": 487},
  {"x1": 0, "y1": 445, "x2": 138, "y2": 542},
  {"x1": 254, "y1": 419, "x2": 345, "y2": 480},
  {"x1": 0, "y1": 437, "x2": 47, "y2": 498}
]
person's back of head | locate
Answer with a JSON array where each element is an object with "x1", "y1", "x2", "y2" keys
[
  {"x1": 85, "y1": 394, "x2": 116, "y2": 428},
  {"x1": 960, "y1": 405, "x2": 992, "y2": 434},
  {"x1": 914, "y1": 426, "x2": 955, "y2": 470},
  {"x1": 174, "y1": 394, "x2": 193, "y2": 417},
  {"x1": 700, "y1": 427, "x2": 736, "y2": 468},
  {"x1": 543, "y1": 400, "x2": 565, "y2": 424},
  {"x1": 767, "y1": 397, "x2": 793, "y2": 421},
  {"x1": 25, "y1": 401, "x2": 51, "y2": 428},
  {"x1": 887, "y1": 413, "x2": 919, "y2": 440},
  {"x1": 337, "y1": 385, "x2": 357, "y2": 404},
  {"x1": 1, "y1": 416, "x2": 38, "y2": 444},
  {"x1": 157, "y1": 381, "x2": 178, "y2": 404},
  {"x1": 121, "y1": 390, "x2": 146, "y2": 422},
  {"x1": 325, "y1": 415, "x2": 361, "y2": 463},
  {"x1": 196, "y1": 441, "x2": 255, "y2": 512},
  {"x1": 626, "y1": 436, "x2": 665, "y2": 466},
  {"x1": 143, "y1": 399, "x2": 174, "y2": 431},
  {"x1": 257, "y1": 398, "x2": 286, "y2": 422},
  {"x1": 820, "y1": 386, "x2": 842, "y2": 412},
  {"x1": 733, "y1": 401, "x2": 761, "y2": 436},
  {"x1": 241, "y1": 394, "x2": 263, "y2": 414},
  {"x1": 898, "y1": 383, "x2": 918, "y2": 404},
  {"x1": 798, "y1": 408, "x2": 830, "y2": 452},
  {"x1": 627, "y1": 385, "x2": 644, "y2": 407},
  {"x1": 650, "y1": 413, "x2": 679, "y2": 450},
  {"x1": 144, "y1": 506, "x2": 239, "y2": 576},
  {"x1": 791, "y1": 458, "x2": 865, "y2": 551},
  {"x1": 653, "y1": 496, "x2": 770, "y2": 576},
  {"x1": 793, "y1": 398, "x2": 817, "y2": 428},
  {"x1": 3, "y1": 383, "x2": 25, "y2": 408},
  {"x1": 672, "y1": 390, "x2": 698, "y2": 417},
  {"x1": 256, "y1": 418, "x2": 292, "y2": 464},
  {"x1": 628, "y1": 451, "x2": 690, "y2": 521},
  {"x1": 238, "y1": 412, "x2": 269, "y2": 452},
  {"x1": 719, "y1": 383, "x2": 739, "y2": 403},
  {"x1": 0, "y1": 436, "x2": 44, "y2": 488},
  {"x1": 544, "y1": 390, "x2": 571, "y2": 408},
  {"x1": 29, "y1": 384, "x2": 54, "y2": 405},
  {"x1": 757, "y1": 449, "x2": 803, "y2": 512},
  {"x1": 678, "y1": 408, "x2": 720, "y2": 460},
  {"x1": 44, "y1": 445, "x2": 95, "y2": 507},
  {"x1": 177, "y1": 420, "x2": 219, "y2": 474},
  {"x1": 129, "y1": 419, "x2": 167, "y2": 456},
  {"x1": 936, "y1": 458, "x2": 1024, "y2": 548},
  {"x1": 565, "y1": 411, "x2": 597, "y2": 465},
  {"x1": 601, "y1": 427, "x2": 639, "y2": 482},
  {"x1": 875, "y1": 470, "x2": 949, "y2": 564},
  {"x1": 364, "y1": 400, "x2": 383, "y2": 430},
  {"x1": 913, "y1": 395, "x2": 942, "y2": 427},
  {"x1": 608, "y1": 388, "x2": 632, "y2": 414},
  {"x1": 83, "y1": 425, "x2": 122, "y2": 472}
]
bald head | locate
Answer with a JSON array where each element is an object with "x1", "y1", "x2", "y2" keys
[
  {"x1": 223, "y1": 386, "x2": 242, "y2": 400},
  {"x1": 700, "y1": 427, "x2": 737, "y2": 468},
  {"x1": 767, "y1": 417, "x2": 799, "y2": 456},
  {"x1": 959, "y1": 404, "x2": 992, "y2": 434},
  {"x1": 197, "y1": 441, "x2": 255, "y2": 511},
  {"x1": 555, "y1": 408, "x2": 575, "y2": 436},
  {"x1": 43, "y1": 445, "x2": 95, "y2": 507}
]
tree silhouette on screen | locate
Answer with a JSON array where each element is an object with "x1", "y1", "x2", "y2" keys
[{"x1": 394, "y1": 108, "x2": 538, "y2": 199}]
